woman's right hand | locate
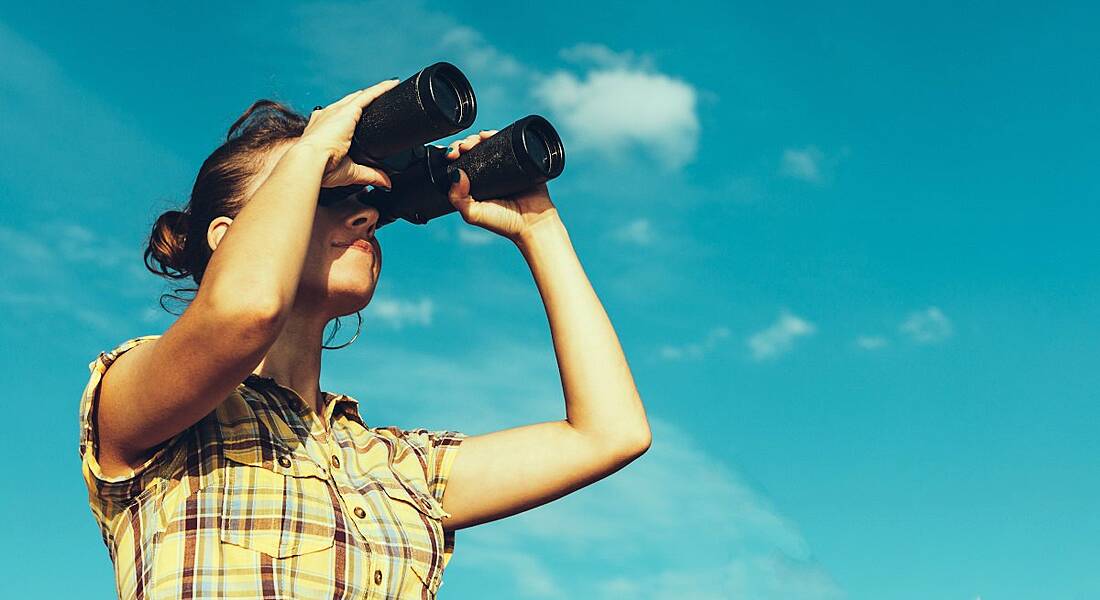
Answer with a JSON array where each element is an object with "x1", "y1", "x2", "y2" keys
[{"x1": 295, "y1": 78, "x2": 401, "y2": 189}]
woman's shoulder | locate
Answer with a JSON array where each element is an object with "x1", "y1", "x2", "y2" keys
[{"x1": 87, "y1": 333, "x2": 163, "y2": 373}]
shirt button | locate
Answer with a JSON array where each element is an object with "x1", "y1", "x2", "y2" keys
[
  {"x1": 331, "y1": 455, "x2": 341, "y2": 469},
  {"x1": 374, "y1": 569, "x2": 382, "y2": 585},
  {"x1": 354, "y1": 507, "x2": 367, "y2": 519},
  {"x1": 278, "y1": 456, "x2": 292, "y2": 468}
]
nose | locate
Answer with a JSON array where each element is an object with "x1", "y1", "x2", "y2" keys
[{"x1": 344, "y1": 201, "x2": 380, "y2": 238}]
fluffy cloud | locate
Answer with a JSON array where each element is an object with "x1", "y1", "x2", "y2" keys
[
  {"x1": 533, "y1": 50, "x2": 700, "y2": 170},
  {"x1": 747, "y1": 310, "x2": 816, "y2": 360}
]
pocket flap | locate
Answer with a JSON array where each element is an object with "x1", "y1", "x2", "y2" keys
[
  {"x1": 379, "y1": 471, "x2": 451, "y2": 520},
  {"x1": 223, "y1": 441, "x2": 327, "y2": 480}
]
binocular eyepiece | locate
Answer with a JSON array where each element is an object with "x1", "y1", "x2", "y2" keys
[{"x1": 317, "y1": 62, "x2": 566, "y2": 228}]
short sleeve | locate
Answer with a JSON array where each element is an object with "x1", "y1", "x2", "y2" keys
[
  {"x1": 374, "y1": 426, "x2": 468, "y2": 506},
  {"x1": 79, "y1": 334, "x2": 178, "y2": 500},
  {"x1": 415, "y1": 429, "x2": 468, "y2": 506}
]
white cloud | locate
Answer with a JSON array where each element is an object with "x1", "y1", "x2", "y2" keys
[
  {"x1": 659, "y1": 326, "x2": 730, "y2": 361},
  {"x1": 780, "y1": 146, "x2": 825, "y2": 183},
  {"x1": 456, "y1": 226, "x2": 496, "y2": 246},
  {"x1": 365, "y1": 296, "x2": 434, "y2": 329},
  {"x1": 559, "y1": 43, "x2": 657, "y2": 71},
  {"x1": 855, "y1": 335, "x2": 889, "y2": 350},
  {"x1": 899, "y1": 306, "x2": 953, "y2": 344},
  {"x1": 533, "y1": 57, "x2": 700, "y2": 170},
  {"x1": 610, "y1": 218, "x2": 655, "y2": 245},
  {"x1": 747, "y1": 311, "x2": 816, "y2": 360}
]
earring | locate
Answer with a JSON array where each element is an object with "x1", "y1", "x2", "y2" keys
[{"x1": 322, "y1": 311, "x2": 362, "y2": 350}]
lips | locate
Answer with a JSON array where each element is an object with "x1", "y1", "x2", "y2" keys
[{"x1": 334, "y1": 239, "x2": 375, "y2": 256}]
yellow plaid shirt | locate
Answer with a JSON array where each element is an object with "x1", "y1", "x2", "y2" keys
[{"x1": 79, "y1": 335, "x2": 467, "y2": 599}]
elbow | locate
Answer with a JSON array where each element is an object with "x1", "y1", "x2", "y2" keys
[
  {"x1": 184, "y1": 295, "x2": 286, "y2": 352},
  {"x1": 631, "y1": 428, "x2": 652, "y2": 455},
  {"x1": 614, "y1": 426, "x2": 651, "y2": 458},
  {"x1": 198, "y1": 287, "x2": 286, "y2": 333}
]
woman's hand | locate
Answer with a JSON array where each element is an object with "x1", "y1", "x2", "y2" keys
[
  {"x1": 444, "y1": 130, "x2": 559, "y2": 243},
  {"x1": 295, "y1": 79, "x2": 399, "y2": 189}
]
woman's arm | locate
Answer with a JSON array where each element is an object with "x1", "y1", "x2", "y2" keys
[
  {"x1": 514, "y1": 213, "x2": 652, "y2": 447},
  {"x1": 434, "y1": 137, "x2": 651, "y2": 530},
  {"x1": 96, "y1": 83, "x2": 397, "y2": 473}
]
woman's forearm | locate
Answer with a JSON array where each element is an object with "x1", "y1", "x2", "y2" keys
[
  {"x1": 199, "y1": 142, "x2": 329, "y2": 317},
  {"x1": 515, "y1": 213, "x2": 652, "y2": 449}
]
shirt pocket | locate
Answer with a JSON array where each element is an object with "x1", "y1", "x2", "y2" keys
[
  {"x1": 378, "y1": 468, "x2": 451, "y2": 596},
  {"x1": 219, "y1": 443, "x2": 336, "y2": 558}
]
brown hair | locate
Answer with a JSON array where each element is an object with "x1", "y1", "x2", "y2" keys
[{"x1": 145, "y1": 100, "x2": 308, "y2": 314}]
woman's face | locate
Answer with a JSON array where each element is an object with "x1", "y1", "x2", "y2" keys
[
  {"x1": 216, "y1": 141, "x2": 384, "y2": 320},
  {"x1": 301, "y1": 188, "x2": 383, "y2": 319}
]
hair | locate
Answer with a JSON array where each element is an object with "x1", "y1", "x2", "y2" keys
[{"x1": 145, "y1": 100, "x2": 308, "y2": 314}]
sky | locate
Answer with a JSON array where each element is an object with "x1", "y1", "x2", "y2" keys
[{"x1": 1, "y1": 1, "x2": 1098, "y2": 598}]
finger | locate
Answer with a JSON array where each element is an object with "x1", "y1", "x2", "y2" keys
[
  {"x1": 349, "y1": 78, "x2": 401, "y2": 108},
  {"x1": 345, "y1": 160, "x2": 393, "y2": 189},
  {"x1": 447, "y1": 168, "x2": 474, "y2": 215},
  {"x1": 327, "y1": 78, "x2": 400, "y2": 111},
  {"x1": 457, "y1": 133, "x2": 485, "y2": 152},
  {"x1": 479, "y1": 129, "x2": 498, "y2": 138}
]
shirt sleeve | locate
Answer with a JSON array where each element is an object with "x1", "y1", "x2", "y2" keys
[
  {"x1": 390, "y1": 427, "x2": 468, "y2": 506},
  {"x1": 79, "y1": 334, "x2": 179, "y2": 499}
]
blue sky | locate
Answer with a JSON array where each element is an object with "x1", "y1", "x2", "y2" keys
[{"x1": 1, "y1": 1, "x2": 1098, "y2": 598}]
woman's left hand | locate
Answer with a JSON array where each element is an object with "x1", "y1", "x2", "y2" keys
[{"x1": 444, "y1": 130, "x2": 559, "y2": 243}]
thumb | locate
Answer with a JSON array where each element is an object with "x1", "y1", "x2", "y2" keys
[
  {"x1": 327, "y1": 156, "x2": 393, "y2": 189},
  {"x1": 347, "y1": 163, "x2": 393, "y2": 189}
]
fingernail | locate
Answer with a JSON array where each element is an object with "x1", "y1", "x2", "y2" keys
[{"x1": 450, "y1": 169, "x2": 461, "y2": 183}]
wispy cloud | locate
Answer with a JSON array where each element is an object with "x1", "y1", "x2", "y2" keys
[
  {"x1": 780, "y1": 146, "x2": 825, "y2": 183},
  {"x1": 747, "y1": 310, "x2": 816, "y2": 361},
  {"x1": 365, "y1": 295, "x2": 434, "y2": 329},
  {"x1": 328, "y1": 335, "x2": 840, "y2": 598},
  {"x1": 899, "y1": 306, "x2": 953, "y2": 344},
  {"x1": 456, "y1": 226, "x2": 496, "y2": 246},
  {"x1": 659, "y1": 326, "x2": 730, "y2": 361},
  {"x1": 534, "y1": 44, "x2": 700, "y2": 170},
  {"x1": 855, "y1": 335, "x2": 889, "y2": 350},
  {"x1": 610, "y1": 218, "x2": 655, "y2": 245}
]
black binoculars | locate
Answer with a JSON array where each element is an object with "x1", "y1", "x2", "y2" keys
[{"x1": 317, "y1": 62, "x2": 566, "y2": 228}]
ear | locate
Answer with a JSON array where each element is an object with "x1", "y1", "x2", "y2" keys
[{"x1": 207, "y1": 216, "x2": 234, "y2": 252}]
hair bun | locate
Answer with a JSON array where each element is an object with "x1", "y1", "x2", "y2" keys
[{"x1": 144, "y1": 209, "x2": 191, "y2": 279}]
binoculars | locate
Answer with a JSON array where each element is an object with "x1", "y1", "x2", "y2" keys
[{"x1": 317, "y1": 62, "x2": 566, "y2": 228}]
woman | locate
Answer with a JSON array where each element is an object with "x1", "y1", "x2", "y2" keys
[{"x1": 79, "y1": 78, "x2": 652, "y2": 599}]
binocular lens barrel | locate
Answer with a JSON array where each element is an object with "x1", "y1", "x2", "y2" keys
[
  {"x1": 446, "y1": 115, "x2": 565, "y2": 200},
  {"x1": 349, "y1": 62, "x2": 476, "y2": 165},
  {"x1": 316, "y1": 62, "x2": 567, "y2": 226}
]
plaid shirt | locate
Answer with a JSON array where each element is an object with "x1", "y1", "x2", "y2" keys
[{"x1": 79, "y1": 335, "x2": 467, "y2": 599}]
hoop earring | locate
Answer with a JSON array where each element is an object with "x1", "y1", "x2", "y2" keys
[{"x1": 322, "y1": 310, "x2": 362, "y2": 350}]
